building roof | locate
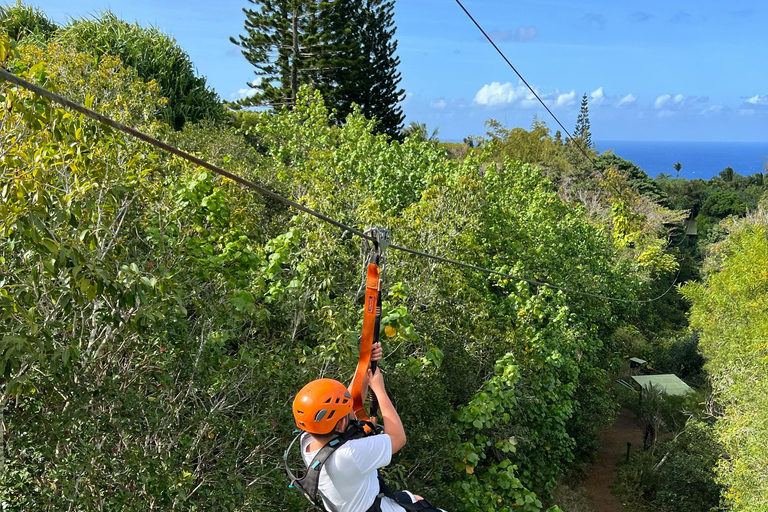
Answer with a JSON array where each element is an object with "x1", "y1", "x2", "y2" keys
[
  {"x1": 629, "y1": 357, "x2": 647, "y2": 365},
  {"x1": 632, "y1": 374, "x2": 693, "y2": 396}
]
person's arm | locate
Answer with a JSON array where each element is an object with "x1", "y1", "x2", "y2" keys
[{"x1": 367, "y1": 367, "x2": 406, "y2": 454}]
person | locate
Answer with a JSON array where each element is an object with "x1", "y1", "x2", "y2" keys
[{"x1": 293, "y1": 342, "x2": 446, "y2": 512}]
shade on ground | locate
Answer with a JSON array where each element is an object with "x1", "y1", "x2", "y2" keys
[{"x1": 632, "y1": 374, "x2": 692, "y2": 396}]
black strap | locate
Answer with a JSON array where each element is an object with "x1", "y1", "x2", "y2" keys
[
  {"x1": 286, "y1": 422, "x2": 371, "y2": 511},
  {"x1": 366, "y1": 475, "x2": 440, "y2": 512}
]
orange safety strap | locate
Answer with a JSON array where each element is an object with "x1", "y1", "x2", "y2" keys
[{"x1": 350, "y1": 263, "x2": 381, "y2": 422}]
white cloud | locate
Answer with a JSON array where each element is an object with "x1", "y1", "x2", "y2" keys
[
  {"x1": 590, "y1": 87, "x2": 605, "y2": 104},
  {"x1": 513, "y1": 26, "x2": 539, "y2": 42},
  {"x1": 556, "y1": 90, "x2": 577, "y2": 107},
  {"x1": 238, "y1": 87, "x2": 258, "y2": 99},
  {"x1": 430, "y1": 99, "x2": 447, "y2": 109},
  {"x1": 701, "y1": 105, "x2": 724, "y2": 114},
  {"x1": 618, "y1": 93, "x2": 637, "y2": 106},
  {"x1": 654, "y1": 94, "x2": 672, "y2": 109},
  {"x1": 474, "y1": 82, "x2": 534, "y2": 107},
  {"x1": 745, "y1": 94, "x2": 768, "y2": 106},
  {"x1": 487, "y1": 26, "x2": 540, "y2": 43},
  {"x1": 654, "y1": 94, "x2": 685, "y2": 109}
]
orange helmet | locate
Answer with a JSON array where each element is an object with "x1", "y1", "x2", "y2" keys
[{"x1": 293, "y1": 379, "x2": 353, "y2": 434}]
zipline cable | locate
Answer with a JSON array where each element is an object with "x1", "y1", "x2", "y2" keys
[
  {"x1": 454, "y1": 0, "x2": 598, "y2": 167},
  {"x1": 0, "y1": 67, "x2": 677, "y2": 304}
]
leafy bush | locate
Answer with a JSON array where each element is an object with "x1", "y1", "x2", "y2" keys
[
  {"x1": 58, "y1": 11, "x2": 224, "y2": 129},
  {"x1": 653, "y1": 421, "x2": 723, "y2": 512},
  {"x1": 0, "y1": 1, "x2": 57, "y2": 42},
  {"x1": 700, "y1": 191, "x2": 747, "y2": 219},
  {"x1": 682, "y1": 207, "x2": 768, "y2": 511}
]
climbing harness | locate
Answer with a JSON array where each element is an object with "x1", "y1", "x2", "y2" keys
[
  {"x1": 285, "y1": 420, "x2": 441, "y2": 512},
  {"x1": 350, "y1": 227, "x2": 389, "y2": 426}
]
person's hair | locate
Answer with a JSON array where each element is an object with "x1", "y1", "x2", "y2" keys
[{"x1": 309, "y1": 418, "x2": 347, "y2": 444}]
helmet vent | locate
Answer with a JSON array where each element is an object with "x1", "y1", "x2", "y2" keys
[
  {"x1": 315, "y1": 409, "x2": 328, "y2": 422},
  {"x1": 325, "y1": 398, "x2": 332, "y2": 404},
  {"x1": 342, "y1": 399, "x2": 348, "y2": 404},
  {"x1": 299, "y1": 421, "x2": 305, "y2": 426},
  {"x1": 344, "y1": 391, "x2": 351, "y2": 398},
  {"x1": 296, "y1": 410, "x2": 304, "y2": 415},
  {"x1": 335, "y1": 398, "x2": 340, "y2": 404},
  {"x1": 327, "y1": 410, "x2": 336, "y2": 420}
]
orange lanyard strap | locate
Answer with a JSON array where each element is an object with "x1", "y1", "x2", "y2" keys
[{"x1": 350, "y1": 262, "x2": 381, "y2": 421}]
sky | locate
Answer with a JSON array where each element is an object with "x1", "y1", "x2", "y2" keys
[{"x1": 13, "y1": 0, "x2": 768, "y2": 142}]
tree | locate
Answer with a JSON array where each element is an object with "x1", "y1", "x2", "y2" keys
[
  {"x1": 231, "y1": 0, "x2": 316, "y2": 108},
  {"x1": 403, "y1": 121, "x2": 439, "y2": 142},
  {"x1": 700, "y1": 191, "x2": 747, "y2": 219},
  {"x1": 719, "y1": 166, "x2": 734, "y2": 182},
  {"x1": 232, "y1": 0, "x2": 405, "y2": 139},
  {"x1": 682, "y1": 210, "x2": 768, "y2": 512},
  {"x1": 348, "y1": 0, "x2": 405, "y2": 139},
  {"x1": 574, "y1": 93, "x2": 592, "y2": 149},
  {"x1": 60, "y1": 12, "x2": 224, "y2": 129},
  {"x1": 674, "y1": 161, "x2": 682, "y2": 179}
]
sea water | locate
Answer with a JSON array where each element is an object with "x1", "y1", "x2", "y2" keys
[{"x1": 595, "y1": 141, "x2": 768, "y2": 180}]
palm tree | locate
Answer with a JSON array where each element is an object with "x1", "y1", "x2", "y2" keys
[
  {"x1": 673, "y1": 162, "x2": 682, "y2": 179},
  {"x1": 403, "y1": 121, "x2": 439, "y2": 142}
]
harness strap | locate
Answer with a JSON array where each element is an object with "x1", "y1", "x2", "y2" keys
[
  {"x1": 286, "y1": 422, "x2": 370, "y2": 511},
  {"x1": 350, "y1": 262, "x2": 381, "y2": 425}
]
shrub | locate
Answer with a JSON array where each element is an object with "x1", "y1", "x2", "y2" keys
[
  {"x1": 58, "y1": 11, "x2": 224, "y2": 129},
  {"x1": 0, "y1": 1, "x2": 57, "y2": 42}
]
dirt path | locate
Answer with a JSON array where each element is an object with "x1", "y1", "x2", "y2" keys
[{"x1": 581, "y1": 408, "x2": 645, "y2": 512}]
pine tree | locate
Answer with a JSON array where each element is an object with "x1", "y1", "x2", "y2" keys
[
  {"x1": 305, "y1": 0, "x2": 405, "y2": 138},
  {"x1": 355, "y1": 0, "x2": 405, "y2": 139},
  {"x1": 231, "y1": 0, "x2": 324, "y2": 108},
  {"x1": 232, "y1": 0, "x2": 405, "y2": 139},
  {"x1": 574, "y1": 93, "x2": 593, "y2": 148}
]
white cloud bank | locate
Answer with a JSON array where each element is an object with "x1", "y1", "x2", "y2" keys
[
  {"x1": 745, "y1": 94, "x2": 768, "y2": 106},
  {"x1": 654, "y1": 93, "x2": 685, "y2": 109},
  {"x1": 590, "y1": 87, "x2": 605, "y2": 104},
  {"x1": 556, "y1": 90, "x2": 577, "y2": 107},
  {"x1": 618, "y1": 93, "x2": 637, "y2": 106},
  {"x1": 474, "y1": 82, "x2": 538, "y2": 107},
  {"x1": 430, "y1": 99, "x2": 447, "y2": 109}
]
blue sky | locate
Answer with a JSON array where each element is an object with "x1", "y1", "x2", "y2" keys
[{"x1": 15, "y1": 0, "x2": 768, "y2": 142}]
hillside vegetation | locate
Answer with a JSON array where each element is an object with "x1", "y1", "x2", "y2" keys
[{"x1": 1, "y1": 5, "x2": 767, "y2": 512}]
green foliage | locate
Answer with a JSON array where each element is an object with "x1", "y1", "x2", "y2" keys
[
  {"x1": 58, "y1": 11, "x2": 223, "y2": 129},
  {"x1": 653, "y1": 421, "x2": 723, "y2": 512},
  {"x1": 485, "y1": 117, "x2": 570, "y2": 174},
  {"x1": 1, "y1": 37, "x2": 652, "y2": 511},
  {"x1": 700, "y1": 191, "x2": 747, "y2": 219},
  {"x1": 615, "y1": 420, "x2": 722, "y2": 512},
  {"x1": 682, "y1": 208, "x2": 768, "y2": 512},
  {"x1": 594, "y1": 154, "x2": 667, "y2": 205},
  {"x1": 232, "y1": 0, "x2": 404, "y2": 138},
  {"x1": 0, "y1": 1, "x2": 57, "y2": 42}
]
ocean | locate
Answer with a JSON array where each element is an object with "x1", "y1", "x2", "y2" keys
[{"x1": 594, "y1": 141, "x2": 768, "y2": 181}]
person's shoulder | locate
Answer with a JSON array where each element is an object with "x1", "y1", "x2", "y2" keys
[{"x1": 341, "y1": 433, "x2": 391, "y2": 455}]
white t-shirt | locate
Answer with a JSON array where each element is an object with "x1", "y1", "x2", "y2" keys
[{"x1": 301, "y1": 432, "x2": 404, "y2": 512}]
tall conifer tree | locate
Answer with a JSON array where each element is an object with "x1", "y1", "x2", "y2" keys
[
  {"x1": 232, "y1": 0, "x2": 405, "y2": 139},
  {"x1": 353, "y1": 0, "x2": 405, "y2": 139},
  {"x1": 231, "y1": 0, "x2": 319, "y2": 108},
  {"x1": 574, "y1": 93, "x2": 593, "y2": 148}
]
